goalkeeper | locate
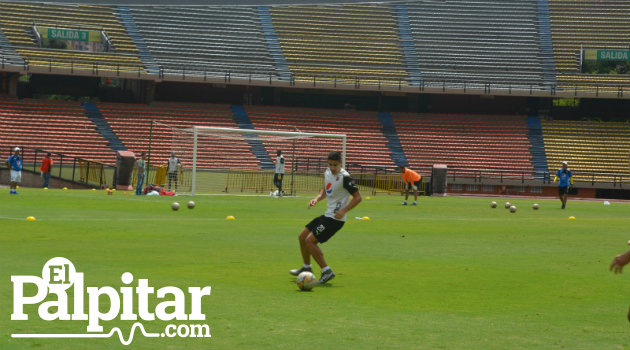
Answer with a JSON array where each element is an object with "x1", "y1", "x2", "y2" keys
[
  {"x1": 273, "y1": 150, "x2": 285, "y2": 196},
  {"x1": 554, "y1": 161, "x2": 573, "y2": 209}
]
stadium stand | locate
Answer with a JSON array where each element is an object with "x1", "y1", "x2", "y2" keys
[
  {"x1": 124, "y1": 5, "x2": 276, "y2": 79},
  {"x1": 391, "y1": 113, "x2": 535, "y2": 177},
  {"x1": 0, "y1": 96, "x2": 114, "y2": 163},
  {"x1": 245, "y1": 105, "x2": 398, "y2": 169},
  {"x1": 269, "y1": 4, "x2": 409, "y2": 85},
  {"x1": 548, "y1": 0, "x2": 630, "y2": 92},
  {"x1": 96, "y1": 101, "x2": 259, "y2": 169},
  {"x1": 541, "y1": 119, "x2": 630, "y2": 181},
  {"x1": 0, "y1": 1, "x2": 144, "y2": 73},
  {"x1": 405, "y1": 0, "x2": 547, "y2": 88}
]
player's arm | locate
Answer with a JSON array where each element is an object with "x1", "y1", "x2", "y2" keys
[
  {"x1": 334, "y1": 176, "x2": 362, "y2": 219},
  {"x1": 308, "y1": 187, "x2": 326, "y2": 209},
  {"x1": 335, "y1": 190, "x2": 362, "y2": 220}
]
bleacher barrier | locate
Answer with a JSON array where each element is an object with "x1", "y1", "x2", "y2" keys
[
  {"x1": 78, "y1": 160, "x2": 106, "y2": 185},
  {"x1": 225, "y1": 168, "x2": 417, "y2": 195},
  {"x1": 129, "y1": 165, "x2": 191, "y2": 193}
]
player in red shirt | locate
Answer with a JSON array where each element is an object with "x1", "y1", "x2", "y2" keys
[{"x1": 40, "y1": 152, "x2": 53, "y2": 188}]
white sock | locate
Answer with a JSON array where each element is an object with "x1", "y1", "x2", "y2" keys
[
  {"x1": 321, "y1": 266, "x2": 331, "y2": 273},
  {"x1": 303, "y1": 264, "x2": 312, "y2": 269}
]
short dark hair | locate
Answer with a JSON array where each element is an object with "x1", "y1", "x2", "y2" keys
[
  {"x1": 276, "y1": 150, "x2": 282, "y2": 156},
  {"x1": 327, "y1": 151, "x2": 342, "y2": 162},
  {"x1": 46, "y1": 152, "x2": 51, "y2": 156}
]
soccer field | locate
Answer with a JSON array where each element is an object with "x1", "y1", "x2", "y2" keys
[{"x1": 1, "y1": 189, "x2": 628, "y2": 350}]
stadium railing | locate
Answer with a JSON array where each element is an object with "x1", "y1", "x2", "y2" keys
[{"x1": 9, "y1": 147, "x2": 115, "y2": 189}]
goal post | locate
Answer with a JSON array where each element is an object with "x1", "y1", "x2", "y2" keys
[{"x1": 155, "y1": 124, "x2": 347, "y2": 196}]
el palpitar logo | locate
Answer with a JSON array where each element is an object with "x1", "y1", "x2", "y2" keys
[{"x1": 11, "y1": 257, "x2": 212, "y2": 345}]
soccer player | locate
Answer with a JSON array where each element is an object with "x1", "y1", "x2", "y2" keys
[
  {"x1": 554, "y1": 161, "x2": 573, "y2": 209},
  {"x1": 273, "y1": 150, "x2": 285, "y2": 196},
  {"x1": 136, "y1": 152, "x2": 146, "y2": 195},
  {"x1": 6, "y1": 147, "x2": 22, "y2": 194},
  {"x1": 399, "y1": 165, "x2": 421, "y2": 206},
  {"x1": 39, "y1": 152, "x2": 53, "y2": 188},
  {"x1": 167, "y1": 152, "x2": 182, "y2": 193},
  {"x1": 289, "y1": 151, "x2": 362, "y2": 284}
]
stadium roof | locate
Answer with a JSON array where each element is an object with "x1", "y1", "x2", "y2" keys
[{"x1": 8, "y1": 0, "x2": 385, "y2": 5}]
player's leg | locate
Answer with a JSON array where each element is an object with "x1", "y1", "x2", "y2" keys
[
  {"x1": 9, "y1": 171, "x2": 18, "y2": 194},
  {"x1": 412, "y1": 181, "x2": 419, "y2": 205},
  {"x1": 278, "y1": 174, "x2": 283, "y2": 193},
  {"x1": 402, "y1": 184, "x2": 409, "y2": 205},
  {"x1": 174, "y1": 173, "x2": 178, "y2": 192},
  {"x1": 298, "y1": 228, "x2": 311, "y2": 265},
  {"x1": 305, "y1": 233, "x2": 327, "y2": 269},
  {"x1": 562, "y1": 193, "x2": 568, "y2": 208},
  {"x1": 290, "y1": 227, "x2": 313, "y2": 275},
  {"x1": 168, "y1": 173, "x2": 173, "y2": 191}
]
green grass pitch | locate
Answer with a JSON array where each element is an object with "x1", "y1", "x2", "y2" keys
[{"x1": 1, "y1": 188, "x2": 628, "y2": 350}]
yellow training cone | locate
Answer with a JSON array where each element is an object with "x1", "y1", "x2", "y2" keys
[
  {"x1": 569, "y1": 216, "x2": 576, "y2": 220},
  {"x1": 26, "y1": 216, "x2": 36, "y2": 221},
  {"x1": 362, "y1": 216, "x2": 370, "y2": 221},
  {"x1": 226, "y1": 215, "x2": 235, "y2": 220}
]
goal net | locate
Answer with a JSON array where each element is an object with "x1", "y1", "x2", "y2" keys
[{"x1": 149, "y1": 122, "x2": 346, "y2": 196}]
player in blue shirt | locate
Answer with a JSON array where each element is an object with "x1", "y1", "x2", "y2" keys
[
  {"x1": 6, "y1": 147, "x2": 23, "y2": 194},
  {"x1": 554, "y1": 161, "x2": 573, "y2": 209}
]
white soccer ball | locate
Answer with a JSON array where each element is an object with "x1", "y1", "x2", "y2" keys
[
  {"x1": 187, "y1": 201, "x2": 195, "y2": 209},
  {"x1": 171, "y1": 202, "x2": 180, "y2": 211},
  {"x1": 490, "y1": 201, "x2": 497, "y2": 208},
  {"x1": 296, "y1": 271, "x2": 317, "y2": 291},
  {"x1": 505, "y1": 202, "x2": 511, "y2": 209},
  {"x1": 532, "y1": 203, "x2": 539, "y2": 210},
  {"x1": 510, "y1": 205, "x2": 517, "y2": 213}
]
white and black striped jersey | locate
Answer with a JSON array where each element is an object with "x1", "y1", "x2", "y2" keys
[
  {"x1": 167, "y1": 156, "x2": 180, "y2": 173},
  {"x1": 275, "y1": 155, "x2": 285, "y2": 174},
  {"x1": 323, "y1": 168, "x2": 359, "y2": 222}
]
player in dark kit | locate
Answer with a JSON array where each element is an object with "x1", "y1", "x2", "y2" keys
[{"x1": 289, "y1": 151, "x2": 362, "y2": 284}]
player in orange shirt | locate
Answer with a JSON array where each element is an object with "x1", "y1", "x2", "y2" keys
[{"x1": 399, "y1": 165, "x2": 421, "y2": 206}]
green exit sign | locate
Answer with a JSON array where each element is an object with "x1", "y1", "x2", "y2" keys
[
  {"x1": 597, "y1": 50, "x2": 630, "y2": 61},
  {"x1": 48, "y1": 28, "x2": 89, "y2": 41}
]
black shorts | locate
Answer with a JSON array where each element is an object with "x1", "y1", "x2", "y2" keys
[
  {"x1": 169, "y1": 172, "x2": 178, "y2": 181},
  {"x1": 274, "y1": 173, "x2": 283, "y2": 183},
  {"x1": 305, "y1": 215, "x2": 344, "y2": 244},
  {"x1": 558, "y1": 186, "x2": 569, "y2": 195},
  {"x1": 405, "y1": 181, "x2": 421, "y2": 191}
]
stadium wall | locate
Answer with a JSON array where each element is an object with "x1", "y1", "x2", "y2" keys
[{"x1": 0, "y1": 168, "x2": 91, "y2": 189}]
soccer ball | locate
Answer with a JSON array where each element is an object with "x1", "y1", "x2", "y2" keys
[
  {"x1": 187, "y1": 201, "x2": 195, "y2": 209},
  {"x1": 296, "y1": 271, "x2": 317, "y2": 291},
  {"x1": 490, "y1": 201, "x2": 497, "y2": 208},
  {"x1": 532, "y1": 203, "x2": 539, "y2": 210},
  {"x1": 171, "y1": 202, "x2": 180, "y2": 211},
  {"x1": 505, "y1": 202, "x2": 511, "y2": 209},
  {"x1": 509, "y1": 205, "x2": 517, "y2": 213}
]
